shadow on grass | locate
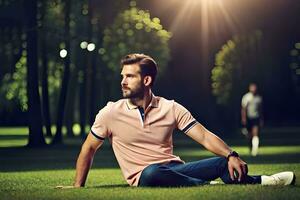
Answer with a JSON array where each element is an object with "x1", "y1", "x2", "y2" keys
[
  {"x1": 0, "y1": 145, "x2": 120, "y2": 172},
  {"x1": 0, "y1": 135, "x2": 28, "y2": 139},
  {"x1": 1, "y1": 143, "x2": 299, "y2": 172}
]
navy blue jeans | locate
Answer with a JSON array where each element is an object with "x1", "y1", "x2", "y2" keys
[{"x1": 138, "y1": 157, "x2": 261, "y2": 187}]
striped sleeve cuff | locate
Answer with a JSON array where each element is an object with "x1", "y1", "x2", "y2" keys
[
  {"x1": 91, "y1": 130, "x2": 105, "y2": 140},
  {"x1": 182, "y1": 120, "x2": 198, "y2": 133}
]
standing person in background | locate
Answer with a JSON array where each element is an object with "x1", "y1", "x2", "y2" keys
[{"x1": 241, "y1": 83, "x2": 264, "y2": 156}]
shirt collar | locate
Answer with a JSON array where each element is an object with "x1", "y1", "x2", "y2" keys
[{"x1": 126, "y1": 93, "x2": 159, "y2": 110}]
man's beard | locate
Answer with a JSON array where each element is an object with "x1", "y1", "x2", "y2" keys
[{"x1": 122, "y1": 84, "x2": 144, "y2": 99}]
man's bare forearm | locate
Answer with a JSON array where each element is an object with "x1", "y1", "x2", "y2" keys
[
  {"x1": 74, "y1": 147, "x2": 95, "y2": 187},
  {"x1": 201, "y1": 129, "x2": 232, "y2": 157},
  {"x1": 73, "y1": 133, "x2": 103, "y2": 187},
  {"x1": 186, "y1": 123, "x2": 231, "y2": 157},
  {"x1": 241, "y1": 108, "x2": 247, "y2": 125}
]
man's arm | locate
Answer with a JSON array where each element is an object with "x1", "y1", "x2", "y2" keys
[
  {"x1": 186, "y1": 123, "x2": 247, "y2": 181},
  {"x1": 56, "y1": 133, "x2": 104, "y2": 189},
  {"x1": 241, "y1": 107, "x2": 247, "y2": 126},
  {"x1": 74, "y1": 133, "x2": 104, "y2": 187}
]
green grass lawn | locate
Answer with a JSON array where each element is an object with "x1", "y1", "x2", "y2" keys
[{"x1": 0, "y1": 127, "x2": 300, "y2": 200}]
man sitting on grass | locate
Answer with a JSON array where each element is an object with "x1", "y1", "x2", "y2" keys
[{"x1": 59, "y1": 53, "x2": 295, "y2": 188}]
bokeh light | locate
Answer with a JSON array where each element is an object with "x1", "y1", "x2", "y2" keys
[
  {"x1": 87, "y1": 43, "x2": 96, "y2": 51},
  {"x1": 59, "y1": 49, "x2": 67, "y2": 58},
  {"x1": 80, "y1": 41, "x2": 88, "y2": 49}
]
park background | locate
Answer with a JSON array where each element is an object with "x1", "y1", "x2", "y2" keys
[{"x1": 0, "y1": 0, "x2": 300, "y2": 199}]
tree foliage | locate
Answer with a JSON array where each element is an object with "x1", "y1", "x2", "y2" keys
[
  {"x1": 211, "y1": 30, "x2": 264, "y2": 105},
  {"x1": 1, "y1": 51, "x2": 27, "y2": 111},
  {"x1": 101, "y1": 5, "x2": 172, "y2": 74},
  {"x1": 0, "y1": 54, "x2": 63, "y2": 112}
]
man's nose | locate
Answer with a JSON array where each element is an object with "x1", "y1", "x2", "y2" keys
[{"x1": 121, "y1": 77, "x2": 127, "y2": 85}]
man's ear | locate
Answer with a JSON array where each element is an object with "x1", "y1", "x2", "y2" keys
[{"x1": 143, "y1": 76, "x2": 152, "y2": 87}]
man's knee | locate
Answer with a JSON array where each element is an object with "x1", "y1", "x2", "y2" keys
[
  {"x1": 212, "y1": 156, "x2": 228, "y2": 168},
  {"x1": 219, "y1": 157, "x2": 228, "y2": 165},
  {"x1": 138, "y1": 164, "x2": 166, "y2": 186}
]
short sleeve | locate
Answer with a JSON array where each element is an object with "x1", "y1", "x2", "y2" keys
[
  {"x1": 173, "y1": 101, "x2": 198, "y2": 133},
  {"x1": 241, "y1": 94, "x2": 249, "y2": 108},
  {"x1": 90, "y1": 102, "x2": 113, "y2": 140}
]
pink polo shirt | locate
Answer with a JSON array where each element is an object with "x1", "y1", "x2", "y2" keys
[{"x1": 91, "y1": 94, "x2": 198, "y2": 186}]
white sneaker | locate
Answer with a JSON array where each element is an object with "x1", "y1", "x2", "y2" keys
[
  {"x1": 261, "y1": 171, "x2": 296, "y2": 186},
  {"x1": 251, "y1": 148, "x2": 258, "y2": 156},
  {"x1": 209, "y1": 180, "x2": 221, "y2": 185}
]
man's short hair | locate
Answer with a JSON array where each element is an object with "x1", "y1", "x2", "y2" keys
[{"x1": 120, "y1": 53, "x2": 158, "y2": 86}]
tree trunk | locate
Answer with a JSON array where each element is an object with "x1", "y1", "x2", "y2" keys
[
  {"x1": 65, "y1": 64, "x2": 77, "y2": 138},
  {"x1": 52, "y1": 0, "x2": 71, "y2": 144},
  {"x1": 41, "y1": 0, "x2": 52, "y2": 137},
  {"x1": 89, "y1": 54, "x2": 97, "y2": 125},
  {"x1": 87, "y1": 0, "x2": 96, "y2": 126},
  {"x1": 79, "y1": 0, "x2": 94, "y2": 138},
  {"x1": 84, "y1": 0, "x2": 92, "y2": 128},
  {"x1": 79, "y1": 63, "x2": 87, "y2": 138},
  {"x1": 25, "y1": 0, "x2": 46, "y2": 147}
]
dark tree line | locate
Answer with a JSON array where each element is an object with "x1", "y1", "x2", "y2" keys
[{"x1": 25, "y1": 0, "x2": 46, "y2": 146}]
